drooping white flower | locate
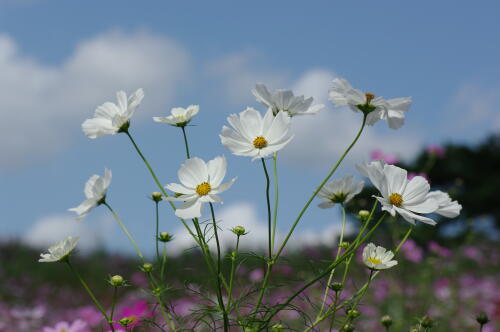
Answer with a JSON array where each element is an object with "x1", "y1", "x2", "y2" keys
[
  {"x1": 329, "y1": 78, "x2": 411, "y2": 129},
  {"x1": 252, "y1": 83, "x2": 324, "y2": 117},
  {"x1": 426, "y1": 190, "x2": 462, "y2": 218},
  {"x1": 82, "y1": 89, "x2": 144, "y2": 138},
  {"x1": 68, "y1": 169, "x2": 112, "y2": 221},
  {"x1": 39, "y1": 236, "x2": 79, "y2": 263},
  {"x1": 358, "y1": 163, "x2": 439, "y2": 225},
  {"x1": 153, "y1": 105, "x2": 199, "y2": 127},
  {"x1": 362, "y1": 243, "x2": 397, "y2": 270},
  {"x1": 165, "y1": 156, "x2": 236, "y2": 219},
  {"x1": 220, "y1": 108, "x2": 293, "y2": 160},
  {"x1": 317, "y1": 175, "x2": 364, "y2": 209}
]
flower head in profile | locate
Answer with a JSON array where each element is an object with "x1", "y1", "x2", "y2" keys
[
  {"x1": 252, "y1": 83, "x2": 324, "y2": 117},
  {"x1": 153, "y1": 105, "x2": 199, "y2": 127},
  {"x1": 82, "y1": 89, "x2": 144, "y2": 138},
  {"x1": 426, "y1": 190, "x2": 462, "y2": 218},
  {"x1": 358, "y1": 162, "x2": 439, "y2": 225},
  {"x1": 39, "y1": 236, "x2": 79, "y2": 263},
  {"x1": 329, "y1": 78, "x2": 411, "y2": 129},
  {"x1": 220, "y1": 108, "x2": 293, "y2": 159},
  {"x1": 362, "y1": 243, "x2": 397, "y2": 270},
  {"x1": 165, "y1": 156, "x2": 236, "y2": 219},
  {"x1": 42, "y1": 319, "x2": 89, "y2": 332},
  {"x1": 69, "y1": 169, "x2": 112, "y2": 220},
  {"x1": 318, "y1": 175, "x2": 364, "y2": 209}
]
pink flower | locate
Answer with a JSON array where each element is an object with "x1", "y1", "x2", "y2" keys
[
  {"x1": 75, "y1": 306, "x2": 102, "y2": 327},
  {"x1": 400, "y1": 239, "x2": 424, "y2": 263},
  {"x1": 428, "y1": 241, "x2": 452, "y2": 258},
  {"x1": 113, "y1": 300, "x2": 154, "y2": 329},
  {"x1": 43, "y1": 320, "x2": 89, "y2": 332},
  {"x1": 408, "y1": 172, "x2": 429, "y2": 181},
  {"x1": 427, "y1": 145, "x2": 445, "y2": 158},
  {"x1": 463, "y1": 246, "x2": 484, "y2": 262},
  {"x1": 370, "y1": 149, "x2": 399, "y2": 164},
  {"x1": 249, "y1": 268, "x2": 264, "y2": 282}
]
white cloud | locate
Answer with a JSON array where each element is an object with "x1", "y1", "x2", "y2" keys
[
  {"x1": 168, "y1": 201, "x2": 351, "y2": 256},
  {"x1": 0, "y1": 30, "x2": 190, "y2": 171},
  {"x1": 22, "y1": 214, "x2": 115, "y2": 252},
  {"x1": 280, "y1": 69, "x2": 422, "y2": 168},
  {"x1": 445, "y1": 83, "x2": 500, "y2": 139},
  {"x1": 205, "y1": 51, "x2": 288, "y2": 104}
]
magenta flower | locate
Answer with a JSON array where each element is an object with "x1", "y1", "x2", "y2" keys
[
  {"x1": 249, "y1": 268, "x2": 264, "y2": 282},
  {"x1": 113, "y1": 300, "x2": 154, "y2": 329},
  {"x1": 428, "y1": 241, "x2": 452, "y2": 258},
  {"x1": 400, "y1": 239, "x2": 423, "y2": 263},
  {"x1": 370, "y1": 149, "x2": 399, "y2": 164},
  {"x1": 43, "y1": 320, "x2": 89, "y2": 332},
  {"x1": 408, "y1": 172, "x2": 429, "y2": 181},
  {"x1": 427, "y1": 144, "x2": 445, "y2": 158}
]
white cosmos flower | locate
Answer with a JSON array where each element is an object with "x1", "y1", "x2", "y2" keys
[
  {"x1": 426, "y1": 190, "x2": 462, "y2": 218},
  {"x1": 362, "y1": 243, "x2": 397, "y2": 270},
  {"x1": 252, "y1": 83, "x2": 324, "y2": 117},
  {"x1": 318, "y1": 175, "x2": 364, "y2": 209},
  {"x1": 68, "y1": 169, "x2": 112, "y2": 221},
  {"x1": 220, "y1": 107, "x2": 293, "y2": 160},
  {"x1": 329, "y1": 78, "x2": 411, "y2": 129},
  {"x1": 153, "y1": 105, "x2": 199, "y2": 127},
  {"x1": 165, "y1": 156, "x2": 236, "y2": 219},
  {"x1": 358, "y1": 163, "x2": 439, "y2": 225},
  {"x1": 39, "y1": 236, "x2": 79, "y2": 263},
  {"x1": 82, "y1": 89, "x2": 144, "y2": 138}
]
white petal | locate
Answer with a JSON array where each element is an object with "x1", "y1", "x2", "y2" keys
[
  {"x1": 265, "y1": 110, "x2": 292, "y2": 143},
  {"x1": 252, "y1": 84, "x2": 273, "y2": 108},
  {"x1": 178, "y1": 158, "x2": 208, "y2": 187},
  {"x1": 383, "y1": 165, "x2": 408, "y2": 195},
  {"x1": 207, "y1": 155, "x2": 227, "y2": 188},
  {"x1": 82, "y1": 118, "x2": 117, "y2": 139},
  {"x1": 240, "y1": 108, "x2": 263, "y2": 138},
  {"x1": 175, "y1": 199, "x2": 203, "y2": 219},
  {"x1": 165, "y1": 183, "x2": 195, "y2": 195},
  {"x1": 212, "y1": 177, "x2": 236, "y2": 194},
  {"x1": 402, "y1": 176, "x2": 430, "y2": 205}
]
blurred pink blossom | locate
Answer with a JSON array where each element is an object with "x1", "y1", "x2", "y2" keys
[
  {"x1": 400, "y1": 239, "x2": 424, "y2": 263},
  {"x1": 463, "y1": 246, "x2": 484, "y2": 262},
  {"x1": 249, "y1": 268, "x2": 264, "y2": 282},
  {"x1": 370, "y1": 149, "x2": 399, "y2": 164},
  {"x1": 427, "y1": 145, "x2": 445, "y2": 158},
  {"x1": 43, "y1": 320, "x2": 89, "y2": 332},
  {"x1": 75, "y1": 306, "x2": 102, "y2": 327},
  {"x1": 429, "y1": 241, "x2": 452, "y2": 258},
  {"x1": 113, "y1": 300, "x2": 153, "y2": 329},
  {"x1": 408, "y1": 172, "x2": 429, "y2": 181}
]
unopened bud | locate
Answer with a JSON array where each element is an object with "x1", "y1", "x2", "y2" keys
[
  {"x1": 232, "y1": 226, "x2": 247, "y2": 236},
  {"x1": 110, "y1": 275, "x2": 125, "y2": 287},
  {"x1": 119, "y1": 316, "x2": 136, "y2": 327},
  {"x1": 358, "y1": 210, "x2": 370, "y2": 221},
  {"x1": 380, "y1": 315, "x2": 392, "y2": 328},
  {"x1": 340, "y1": 241, "x2": 349, "y2": 249},
  {"x1": 159, "y1": 232, "x2": 173, "y2": 242},
  {"x1": 329, "y1": 282, "x2": 343, "y2": 292},
  {"x1": 476, "y1": 312, "x2": 489, "y2": 325},
  {"x1": 347, "y1": 309, "x2": 360, "y2": 319},
  {"x1": 151, "y1": 192, "x2": 162, "y2": 202},
  {"x1": 142, "y1": 262, "x2": 154, "y2": 273},
  {"x1": 420, "y1": 315, "x2": 433, "y2": 329},
  {"x1": 343, "y1": 323, "x2": 355, "y2": 332}
]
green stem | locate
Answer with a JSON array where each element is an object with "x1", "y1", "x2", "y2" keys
[
  {"x1": 66, "y1": 260, "x2": 113, "y2": 331},
  {"x1": 261, "y1": 211, "x2": 385, "y2": 329},
  {"x1": 103, "y1": 202, "x2": 144, "y2": 261},
  {"x1": 261, "y1": 158, "x2": 272, "y2": 259},
  {"x1": 209, "y1": 203, "x2": 229, "y2": 332},
  {"x1": 123, "y1": 130, "x2": 197, "y2": 242},
  {"x1": 161, "y1": 243, "x2": 167, "y2": 280},
  {"x1": 145, "y1": 272, "x2": 175, "y2": 332},
  {"x1": 275, "y1": 115, "x2": 367, "y2": 259},
  {"x1": 155, "y1": 201, "x2": 160, "y2": 263},
  {"x1": 110, "y1": 287, "x2": 118, "y2": 323},
  {"x1": 318, "y1": 205, "x2": 347, "y2": 317},
  {"x1": 228, "y1": 236, "x2": 240, "y2": 309},
  {"x1": 181, "y1": 126, "x2": 191, "y2": 158},
  {"x1": 271, "y1": 153, "x2": 279, "y2": 252}
]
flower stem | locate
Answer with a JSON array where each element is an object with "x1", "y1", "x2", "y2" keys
[
  {"x1": 110, "y1": 287, "x2": 118, "y2": 323},
  {"x1": 155, "y1": 201, "x2": 160, "y2": 263},
  {"x1": 181, "y1": 126, "x2": 191, "y2": 158},
  {"x1": 275, "y1": 115, "x2": 367, "y2": 259},
  {"x1": 103, "y1": 202, "x2": 144, "y2": 261},
  {"x1": 66, "y1": 260, "x2": 114, "y2": 331},
  {"x1": 271, "y1": 153, "x2": 279, "y2": 252},
  {"x1": 227, "y1": 235, "x2": 240, "y2": 310},
  {"x1": 161, "y1": 243, "x2": 168, "y2": 280},
  {"x1": 209, "y1": 203, "x2": 229, "y2": 332},
  {"x1": 318, "y1": 205, "x2": 347, "y2": 317},
  {"x1": 261, "y1": 158, "x2": 272, "y2": 259}
]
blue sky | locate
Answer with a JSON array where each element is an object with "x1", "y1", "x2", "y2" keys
[{"x1": 1, "y1": 1, "x2": 499, "y2": 256}]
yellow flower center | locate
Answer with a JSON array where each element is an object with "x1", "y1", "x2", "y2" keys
[
  {"x1": 60, "y1": 329, "x2": 68, "y2": 332},
  {"x1": 365, "y1": 93, "x2": 375, "y2": 103},
  {"x1": 253, "y1": 136, "x2": 268, "y2": 149},
  {"x1": 196, "y1": 182, "x2": 212, "y2": 196},
  {"x1": 389, "y1": 193, "x2": 403, "y2": 207},
  {"x1": 367, "y1": 257, "x2": 382, "y2": 265}
]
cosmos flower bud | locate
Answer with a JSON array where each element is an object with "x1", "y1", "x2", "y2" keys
[
  {"x1": 347, "y1": 309, "x2": 360, "y2": 319},
  {"x1": 358, "y1": 210, "x2": 370, "y2": 221},
  {"x1": 159, "y1": 232, "x2": 173, "y2": 242},
  {"x1": 271, "y1": 323, "x2": 284, "y2": 332},
  {"x1": 110, "y1": 275, "x2": 125, "y2": 287},
  {"x1": 151, "y1": 192, "x2": 162, "y2": 202},
  {"x1": 340, "y1": 241, "x2": 349, "y2": 249},
  {"x1": 476, "y1": 312, "x2": 489, "y2": 325},
  {"x1": 232, "y1": 226, "x2": 247, "y2": 236},
  {"x1": 119, "y1": 317, "x2": 136, "y2": 327},
  {"x1": 380, "y1": 315, "x2": 392, "y2": 328},
  {"x1": 329, "y1": 282, "x2": 344, "y2": 292},
  {"x1": 343, "y1": 323, "x2": 355, "y2": 332},
  {"x1": 420, "y1": 315, "x2": 433, "y2": 328},
  {"x1": 142, "y1": 262, "x2": 154, "y2": 273}
]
